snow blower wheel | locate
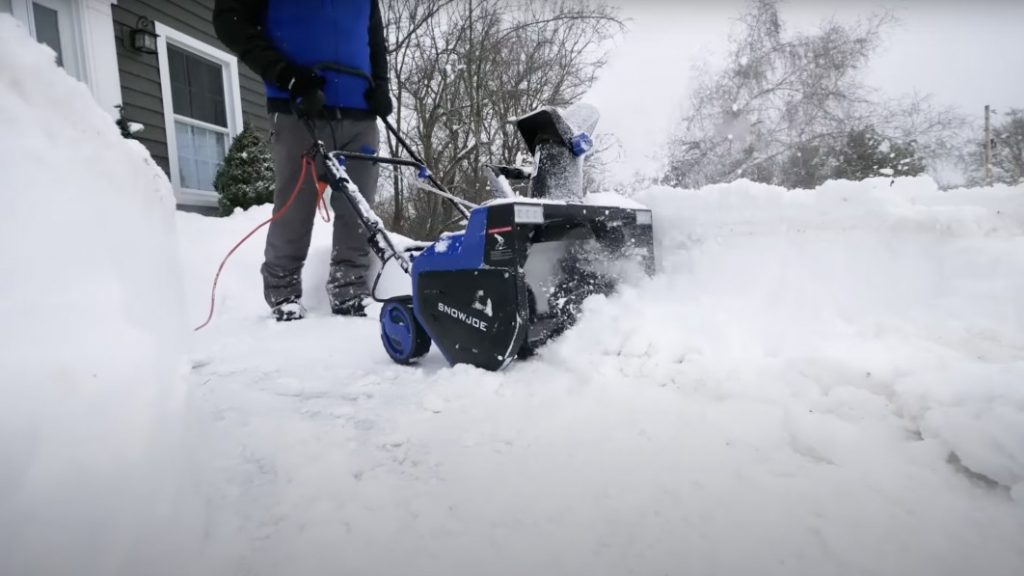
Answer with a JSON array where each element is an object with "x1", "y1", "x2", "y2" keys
[{"x1": 380, "y1": 300, "x2": 431, "y2": 365}]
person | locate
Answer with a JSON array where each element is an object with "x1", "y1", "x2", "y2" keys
[{"x1": 213, "y1": 0, "x2": 393, "y2": 321}]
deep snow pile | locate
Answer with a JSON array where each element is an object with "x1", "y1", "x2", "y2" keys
[
  {"x1": 632, "y1": 178, "x2": 1024, "y2": 497},
  {"x1": 0, "y1": 16, "x2": 197, "y2": 576},
  {"x1": 182, "y1": 172, "x2": 1024, "y2": 575}
]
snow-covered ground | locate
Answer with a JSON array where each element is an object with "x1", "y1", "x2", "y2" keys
[
  {"x1": 179, "y1": 176, "x2": 1024, "y2": 575},
  {"x1": 2, "y1": 11, "x2": 1023, "y2": 576}
]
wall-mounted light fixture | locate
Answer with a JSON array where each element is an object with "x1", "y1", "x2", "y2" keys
[{"x1": 127, "y1": 17, "x2": 158, "y2": 54}]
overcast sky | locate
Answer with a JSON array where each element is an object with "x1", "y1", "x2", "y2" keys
[{"x1": 584, "y1": 0, "x2": 1024, "y2": 179}]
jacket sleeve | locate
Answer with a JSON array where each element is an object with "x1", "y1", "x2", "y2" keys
[
  {"x1": 212, "y1": 0, "x2": 288, "y2": 88},
  {"x1": 368, "y1": 0, "x2": 389, "y2": 85}
]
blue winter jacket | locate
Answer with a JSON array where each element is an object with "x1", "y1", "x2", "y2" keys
[{"x1": 213, "y1": 0, "x2": 388, "y2": 112}]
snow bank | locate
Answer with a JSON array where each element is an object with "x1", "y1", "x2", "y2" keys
[
  {"x1": 179, "y1": 169, "x2": 1024, "y2": 575},
  {"x1": 0, "y1": 16, "x2": 197, "y2": 575},
  {"x1": 627, "y1": 176, "x2": 1024, "y2": 496}
]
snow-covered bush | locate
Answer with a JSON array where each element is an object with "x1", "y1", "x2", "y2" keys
[{"x1": 214, "y1": 121, "x2": 275, "y2": 216}]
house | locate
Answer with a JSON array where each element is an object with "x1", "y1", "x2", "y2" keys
[{"x1": 2, "y1": 0, "x2": 270, "y2": 214}]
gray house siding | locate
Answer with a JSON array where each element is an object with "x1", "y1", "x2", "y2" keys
[{"x1": 112, "y1": 0, "x2": 269, "y2": 184}]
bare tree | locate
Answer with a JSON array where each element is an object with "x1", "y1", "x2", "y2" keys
[
  {"x1": 379, "y1": 0, "x2": 623, "y2": 238},
  {"x1": 873, "y1": 92, "x2": 969, "y2": 185},
  {"x1": 378, "y1": 0, "x2": 458, "y2": 231},
  {"x1": 989, "y1": 109, "x2": 1024, "y2": 185},
  {"x1": 960, "y1": 108, "x2": 1024, "y2": 187},
  {"x1": 664, "y1": 0, "x2": 899, "y2": 188}
]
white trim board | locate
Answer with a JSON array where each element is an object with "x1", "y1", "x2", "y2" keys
[
  {"x1": 154, "y1": 20, "x2": 243, "y2": 208},
  {"x1": 81, "y1": 0, "x2": 122, "y2": 116}
]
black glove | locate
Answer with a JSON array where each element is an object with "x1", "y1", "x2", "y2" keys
[
  {"x1": 365, "y1": 79, "x2": 393, "y2": 118},
  {"x1": 276, "y1": 64, "x2": 325, "y2": 117}
]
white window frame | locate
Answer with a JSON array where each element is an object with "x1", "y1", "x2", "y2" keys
[
  {"x1": 154, "y1": 21, "x2": 244, "y2": 208},
  {"x1": 8, "y1": 0, "x2": 87, "y2": 84},
  {"x1": 4, "y1": 0, "x2": 123, "y2": 117}
]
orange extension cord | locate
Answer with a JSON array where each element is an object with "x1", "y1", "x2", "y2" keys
[{"x1": 193, "y1": 153, "x2": 331, "y2": 331}]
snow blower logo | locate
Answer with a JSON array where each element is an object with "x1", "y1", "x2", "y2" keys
[
  {"x1": 438, "y1": 302, "x2": 489, "y2": 332},
  {"x1": 487, "y1": 226, "x2": 514, "y2": 261}
]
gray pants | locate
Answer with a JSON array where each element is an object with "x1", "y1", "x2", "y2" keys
[{"x1": 262, "y1": 112, "x2": 379, "y2": 309}]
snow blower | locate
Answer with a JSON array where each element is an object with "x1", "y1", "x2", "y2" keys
[
  {"x1": 313, "y1": 102, "x2": 655, "y2": 371},
  {"x1": 215, "y1": 63, "x2": 653, "y2": 371}
]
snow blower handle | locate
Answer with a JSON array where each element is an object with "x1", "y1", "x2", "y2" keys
[
  {"x1": 378, "y1": 117, "x2": 470, "y2": 219},
  {"x1": 313, "y1": 63, "x2": 471, "y2": 221}
]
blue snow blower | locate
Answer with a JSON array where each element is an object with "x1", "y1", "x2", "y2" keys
[{"x1": 314, "y1": 101, "x2": 655, "y2": 371}]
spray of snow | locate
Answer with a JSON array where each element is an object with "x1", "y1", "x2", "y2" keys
[
  {"x1": 492, "y1": 173, "x2": 516, "y2": 198},
  {"x1": 560, "y1": 101, "x2": 601, "y2": 137},
  {"x1": 0, "y1": 15, "x2": 200, "y2": 576}
]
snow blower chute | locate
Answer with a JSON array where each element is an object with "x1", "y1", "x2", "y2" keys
[{"x1": 317, "y1": 101, "x2": 655, "y2": 371}]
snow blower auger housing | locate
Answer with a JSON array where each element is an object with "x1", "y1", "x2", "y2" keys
[
  {"x1": 408, "y1": 197, "x2": 655, "y2": 370},
  {"x1": 317, "y1": 101, "x2": 655, "y2": 372}
]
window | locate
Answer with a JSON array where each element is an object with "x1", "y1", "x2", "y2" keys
[
  {"x1": 167, "y1": 45, "x2": 229, "y2": 191},
  {"x1": 5, "y1": 0, "x2": 82, "y2": 79},
  {"x1": 3, "y1": 0, "x2": 122, "y2": 116},
  {"x1": 155, "y1": 22, "x2": 243, "y2": 206},
  {"x1": 32, "y1": 3, "x2": 63, "y2": 67}
]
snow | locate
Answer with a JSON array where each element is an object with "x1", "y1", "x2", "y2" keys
[
  {"x1": 492, "y1": 173, "x2": 516, "y2": 198},
  {"x1": 432, "y1": 232, "x2": 459, "y2": 254},
  {"x1": 0, "y1": 16, "x2": 199, "y2": 576},
  {"x1": 3, "y1": 11, "x2": 1023, "y2": 573},
  {"x1": 484, "y1": 196, "x2": 568, "y2": 206},
  {"x1": 560, "y1": 101, "x2": 601, "y2": 137},
  {"x1": 583, "y1": 191, "x2": 650, "y2": 209},
  {"x1": 482, "y1": 190, "x2": 648, "y2": 211},
  {"x1": 178, "y1": 173, "x2": 1024, "y2": 574},
  {"x1": 485, "y1": 194, "x2": 647, "y2": 209}
]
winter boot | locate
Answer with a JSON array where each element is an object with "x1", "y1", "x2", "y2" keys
[
  {"x1": 272, "y1": 299, "x2": 306, "y2": 322},
  {"x1": 331, "y1": 295, "x2": 368, "y2": 317}
]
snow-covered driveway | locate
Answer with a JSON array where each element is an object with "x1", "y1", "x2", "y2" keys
[
  {"x1": 3, "y1": 15, "x2": 1020, "y2": 574},
  {"x1": 180, "y1": 178, "x2": 1024, "y2": 575}
]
